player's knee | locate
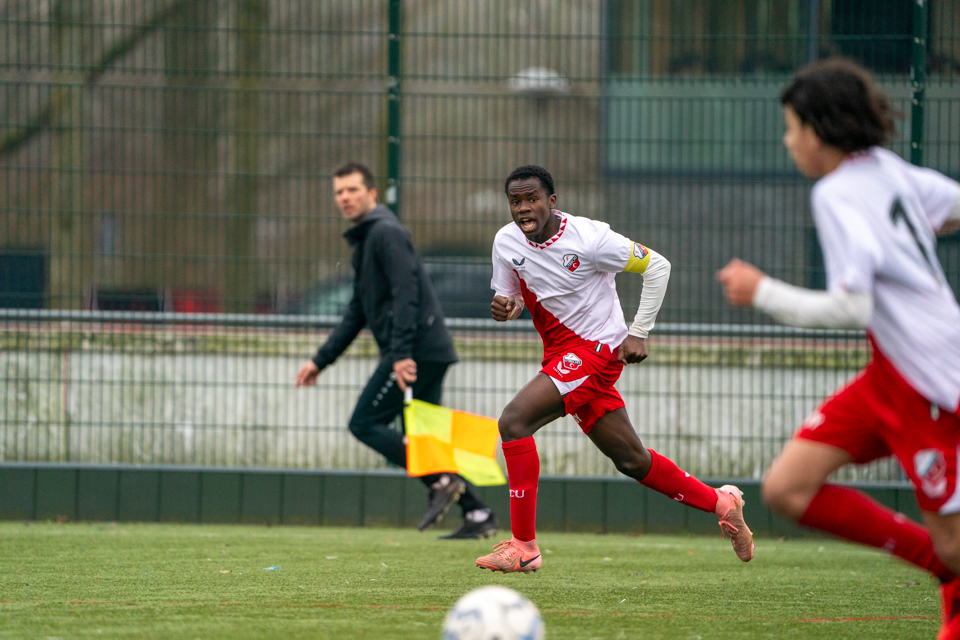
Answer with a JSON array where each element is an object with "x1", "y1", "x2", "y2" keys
[
  {"x1": 348, "y1": 418, "x2": 372, "y2": 442},
  {"x1": 498, "y1": 409, "x2": 530, "y2": 442},
  {"x1": 613, "y1": 448, "x2": 652, "y2": 480},
  {"x1": 931, "y1": 533, "x2": 960, "y2": 573},
  {"x1": 759, "y1": 479, "x2": 785, "y2": 514},
  {"x1": 761, "y1": 474, "x2": 808, "y2": 521},
  {"x1": 497, "y1": 416, "x2": 522, "y2": 442}
]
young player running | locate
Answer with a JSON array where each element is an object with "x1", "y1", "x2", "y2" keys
[
  {"x1": 717, "y1": 58, "x2": 960, "y2": 639},
  {"x1": 476, "y1": 165, "x2": 754, "y2": 573}
]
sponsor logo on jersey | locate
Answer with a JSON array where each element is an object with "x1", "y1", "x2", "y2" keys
[
  {"x1": 914, "y1": 448, "x2": 948, "y2": 498},
  {"x1": 562, "y1": 253, "x2": 580, "y2": 272},
  {"x1": 633, "y1": 243, "x2": 648, "y2": 260},
  {"x1": 512, "y1": 257, "x2": 526, "y2": 267}
]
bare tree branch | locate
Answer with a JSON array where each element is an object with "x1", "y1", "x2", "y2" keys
[{"x1": 1, "y1": 0, "x2": 190, "y2": 157}]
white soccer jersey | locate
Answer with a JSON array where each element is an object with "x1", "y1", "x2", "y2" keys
[
  {"x1": 813, "y1": 147, "x2": 960, "y2": 411},
  {"x1": 491, "y1": 210, "x2": 661, "y2": 352}
]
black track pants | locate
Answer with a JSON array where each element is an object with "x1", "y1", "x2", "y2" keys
[{"x1": 347, "y1": 360, "x2": 485, "y2": 514}]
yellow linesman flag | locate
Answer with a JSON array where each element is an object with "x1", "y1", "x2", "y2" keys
[{"x1": 403, "y1": 399, "x2": 506, "y2": 486}]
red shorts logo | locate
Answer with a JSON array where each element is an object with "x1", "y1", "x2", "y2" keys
[
  {"x1": 555, "y1": 352, "x2": 583, "y2": 376},
  {"x1": 562, "y1": 253, "x2": 580, "y2": 272},
  {"x1": 914, "y1": 449, "x2": 948, "y2": 498},
  {"x1": 801, "y1": 410, "x2": 826, "y2": 431}
]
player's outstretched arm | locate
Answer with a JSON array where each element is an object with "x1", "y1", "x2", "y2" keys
[
  {"x1": 716, "y1": 258, "x2": 764, "y2": 307},
  {"x1": 717, "y1": 258, "x2": 872, "y2": 329}
]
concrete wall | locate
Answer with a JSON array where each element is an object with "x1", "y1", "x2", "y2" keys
[{"x1": 1, "y1": 341, "x2": 903, "y2": 483}]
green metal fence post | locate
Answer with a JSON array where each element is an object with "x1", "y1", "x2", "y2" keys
[
  {"x1": 910, "y1": 0, "x2": 928, "y2": 166},
  {"x1": 386, "y1": 0, "x2": 402, "y2": 216}
]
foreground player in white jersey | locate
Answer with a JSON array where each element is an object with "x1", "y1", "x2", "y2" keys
[
  {"x1": 718, "y1": 58, "x2": 960, "y2": 639},
  {"x1": 475, "y1": 165, "x2": 754, "y2": 574}
]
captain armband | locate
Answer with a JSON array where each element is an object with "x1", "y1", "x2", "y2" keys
[{"x1": 624, "y1": 241, "x2": 652, "y2": 274}]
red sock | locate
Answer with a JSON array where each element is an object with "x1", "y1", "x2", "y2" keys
[
  {"x1": 639, "y1": 449, "x2": 719, "y2": 513},
  {"x1": 502, "y1": 436, "x2": 540, "y2": 542},
  {"x1": 800, "y1": 484, "x2": 955, "y2": 582}
]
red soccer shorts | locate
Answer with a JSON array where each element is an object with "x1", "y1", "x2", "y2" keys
[
  {"x1": 796, "y1": 340, "x2": 960, "y2": 514},
  {"x1": 541, "y1": 340, "x2": 625, "y2": 434}
]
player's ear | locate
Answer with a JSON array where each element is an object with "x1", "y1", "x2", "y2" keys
[{"x1": 548, "y1": 193, "x2": 557, "y2": 207}]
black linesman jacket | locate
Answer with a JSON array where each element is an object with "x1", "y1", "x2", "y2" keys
[{"x1": 311, "y1": 205, "x2": 457, "y2": 370}]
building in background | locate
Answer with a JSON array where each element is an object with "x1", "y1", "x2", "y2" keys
[{"x1": 1, "y1": 0, "x2": 958, "y2": 322}]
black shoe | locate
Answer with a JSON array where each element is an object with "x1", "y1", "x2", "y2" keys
[
  {"x1": 417, "y1": 475, "x2": 466, "y2": 532},
  {"x1": 439, "y1": 511, "x2": 499, "y2": 540}
]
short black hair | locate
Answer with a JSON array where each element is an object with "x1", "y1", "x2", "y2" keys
[
  {"x1": 334, "y1": 161, "x2": 376, "y2": 190},
  {"x1": 504, "y1": 165, "x2": 555, "y2": 196},
  {"x1": 780, "y1": 58, "x2": 898, "y2": 153}
]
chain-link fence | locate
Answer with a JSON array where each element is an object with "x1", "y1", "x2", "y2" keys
[{"x1": 2, "y1": 0, "x2": 959, "y2": 482}]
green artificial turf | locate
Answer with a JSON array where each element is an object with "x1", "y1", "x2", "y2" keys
[{"x1": 0, "y1": 522, "x2": 941, "y2": 639}]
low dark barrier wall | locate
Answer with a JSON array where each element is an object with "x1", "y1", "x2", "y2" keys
[{"x1": 0, "y1": 463, "x2": 920, "y2": 538}]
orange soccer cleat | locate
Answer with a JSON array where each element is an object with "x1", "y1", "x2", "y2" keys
[
  {"x1": 476, "y1": 537, "x2": 542, "y2": 574},
  {"x1": 716, "y1": 484, "x2": 754, "y2": 562}
]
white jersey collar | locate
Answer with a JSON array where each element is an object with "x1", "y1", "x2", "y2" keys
[{"x1": 526, "y1": 210, "x2": 567, "y2": 249}]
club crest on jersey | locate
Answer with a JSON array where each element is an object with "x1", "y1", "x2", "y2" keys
[
  {"x1": 632, "y1": 243, "x2": 648, "y2": 260},
  {"x1": 512, "y1": 257, "x2": 526, "y2": 269},
  {"x1": 914, "y1": 449, "x2": 948, "y2": 498},
  {"x1": 562, "y1": 253, "x2": 581, "y2": 272}
]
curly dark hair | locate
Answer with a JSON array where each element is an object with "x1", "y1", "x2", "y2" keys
[
  {"x1": 504, "y1": 165, "x2": 556, "y2": 196},
  {"x1": 780, "y1": 58, "x2": 898, "y2": 153}
]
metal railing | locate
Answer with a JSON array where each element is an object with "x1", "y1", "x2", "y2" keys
[{"x1": 3, "y1": 1, "x2": 958, "y2": 483}]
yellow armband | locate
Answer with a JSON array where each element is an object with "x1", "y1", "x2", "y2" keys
[{"x1": 624, "y1": 241, "x2": 651, "y2": 274}]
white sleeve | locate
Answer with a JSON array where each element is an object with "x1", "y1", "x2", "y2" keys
[
  {"x1": 627, "y1": 249, "x2": 671, "y2": 338},
  {"x1": 592, "y1": 223, "x2": 631, "y2": 272},
  {"x1": 811, "y1": 184, "x2": 881, "y2": 294},
  {"x1": 903, "y1": 163, "x2": 960, "y2": 232},
  {"x1": 939, "y1": 185, "x2": 960, "y2": 235},
  {"x1": 950, "y1": 196, "x2": 960, "y2": 224},
  {"x1": 753, "y1": 277, "x2": 873, "y2": 329},
  {"x1": 491, "y1": 238, "x2": 521, "y2": 297}
]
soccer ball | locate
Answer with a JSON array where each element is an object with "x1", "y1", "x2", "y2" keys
[{"x1": 442, "y1": 585, "x2": 545, "y2": 640}]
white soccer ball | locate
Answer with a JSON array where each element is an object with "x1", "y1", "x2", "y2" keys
[{"x1": 442, "y1": 585, "x2": 545, "y2": 640}]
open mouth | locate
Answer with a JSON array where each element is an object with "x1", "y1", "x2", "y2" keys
[{"x1": 518, "y1": 218, "x2": 537, "y2": 233}]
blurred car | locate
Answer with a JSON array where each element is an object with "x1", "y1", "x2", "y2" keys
[{"x1": 288, "y1": 257, "x2": 503, "y2": 319}]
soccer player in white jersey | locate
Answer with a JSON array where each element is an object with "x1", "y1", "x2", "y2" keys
[
  {"x1": 475, "y1": 165, "x2": 755, "y2": 574},
  {"x1": 718, "y1": 58, "x2": 960, "y2": 639}
]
